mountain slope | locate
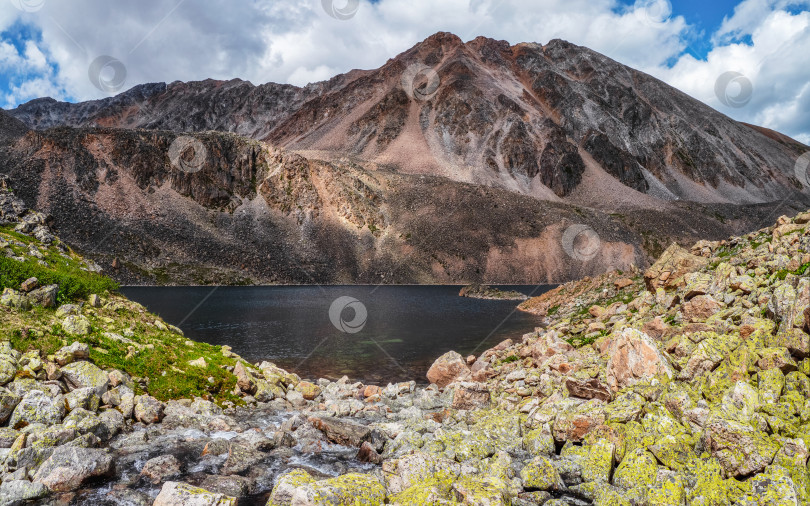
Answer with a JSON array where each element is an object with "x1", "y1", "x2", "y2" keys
[
  {"x1": 10, "y1": 33, "x2": 808, "y2": 206},
  {"x1": 2, "y1": 33, "x2": 809, "y2": 284}
]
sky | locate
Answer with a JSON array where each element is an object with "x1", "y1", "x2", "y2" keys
[{"x1": 0, "y1": 0, "x2": 808, "y2": 143}]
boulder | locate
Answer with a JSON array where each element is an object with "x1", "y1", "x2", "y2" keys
[
  {"x1": 702, "y1": 418, "x2": 779, "y2": 477},
  {"x1": 153, "y1": 481, "x2": 236, "y2": 506},
  {"x1": 267, "y1": 469, "x2": 316, "y2": 505},
  {"x1": 644, "y1": 243, "x2": 709, "y2": 291},
  {"x1": 682, "y1": 295, "x2": 723, "y2": 322},
  {"x1": 233, "y1": 362, "x2": 256, "y2": 394},
  {"x1": 8, "y1": 389, "x2": 64, "y2": 428},
  {"x1": 0, "y1": 387, "x2": 21, "y2": 424},
  {"x1": 451, "y1": 382, "x2": 491, "y2": 410},
  {"x1": 141, "y1": 454, "x2": 182, "y2": 484},
  {"x1": 0, "y1": 357, "x2": 16, "y2": 385},
  {"x1": 426, "y1": 351, "x2": 470, "y2": 388},
  {"x1": 134, "y1": 395, "x2": 164, "y2": 424},
  {"x1": 309, "y1": 416, "x2": 371, "y2": 447},
  {"x1": 291, "y1": 473, "x2": 385, "y2": 506},
  {"x1": 565, "y1": 378, "x2": 612, "y2": 402},
  {"x1": 33, "y1": 446, "x2": 114, "y2": 492},
  {"x1": 62, "y1": 315, "x2": 91, "y2": 335},
  {"x1": 28, "y1": 284, "x2": 58, "y2": 308},
  {"x1": 601, "y1": 328, "x2": 672, "y2": 391},
  {"x1": 61, "y1": 361, "x2": 109, "y2": 396},
  {"x1": 520, "y1": 456, "x2": 563, "y2": 490},
  {"x1": 296, "y1": 381, "x2": 321, "y2": 400},
  {"x1": 0, "y1": 479, "x2": 49, "y2": 503}
]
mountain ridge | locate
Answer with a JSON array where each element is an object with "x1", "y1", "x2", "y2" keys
[{"x1": 2, "y1": 33, "x2": 809, "y2": 285}]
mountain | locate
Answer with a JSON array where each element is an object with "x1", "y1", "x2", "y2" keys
[{"x1": 2, "y1": 33, "x2": 809, "y2": 284}]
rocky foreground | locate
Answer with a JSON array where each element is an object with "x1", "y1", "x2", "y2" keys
[{"x1": 2, "y1": 175, "x2": 810, "y2": 505}]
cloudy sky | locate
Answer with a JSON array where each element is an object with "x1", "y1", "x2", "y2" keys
[{"x1": 0, "y1": 0, "x2": 808, "y2": 142}]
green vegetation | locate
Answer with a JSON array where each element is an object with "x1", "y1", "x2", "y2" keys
[
  {"x1": 0, "y1": 228, "x2": 118, "y2": 304},
  {"x1": 0, "y1": 226, "x2": 242, "y2": 404}
]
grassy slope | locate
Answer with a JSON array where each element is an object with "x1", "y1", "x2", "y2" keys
[{"x1": 1, "y1": 223, "x2": 241, "y2": 404}]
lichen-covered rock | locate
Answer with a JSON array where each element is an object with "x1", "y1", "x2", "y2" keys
[
  {"x1": 0, "y1": 386, "x2": 21, "y2": 424},
  {"x1": 382, "y1": 452, "x2": 462, "y2": 495},
  {"x1": 523, "y1": 426, "x2": 555, "y2": 456},
  {"x1": 613, "y1": 448, "x2": 657, "y2": 489},
  {"x1": 154, "y1": 481, "x2": 236, "y2": 506},
  {"x1": 426, "y1": 351, "x2": 471, "y2": 388},
  {"x1": 0, "y1": 357, "x2": 16, "y2": 385},
  {"x1": 61, "y1": 360, "x2": 109, "y2": 396},
  {"x1": 0, "y1": 479, "x2": 49, "y2": 503},
  {"x1": 61, "y1": 315, "x2": 91, "y2": 335},
  {"x1": 519, "y1": 455, "x2": 562, "y2": 490},
  {"x1": 8, "y1": 389, "x2": 64, "y2": 428},
  {"x1": 703, "y1": 418, "x2": 780, "y2": 477},
  {"x1": 581, "y1": 438, "x2": 615, "y2": 483},
  {"x1": 33, "y1": 446, "x2": 114, "y2": 492},
  {"x1": 134, "y1": 395, "x2": 164, "y2": 424},
  {"x1": 553, "y1": 399, "x2": 605, "y2": 442},
  {"x1": 601, "y1": 328, "x2": 672, "y2": 391},
  {"x1": 735, "y1": 465, "x2": 800, "y2": 505},
  {"x1": 296, "y1": 381, "x2": 321, "y2": 400},
  {"x1": 290, "y1": 473, "x2": 385, "y2": 505}
]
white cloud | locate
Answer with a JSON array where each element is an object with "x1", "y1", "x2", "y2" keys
[{"x1": 0, "y1": 0, "x2": 807, "y2": 141}]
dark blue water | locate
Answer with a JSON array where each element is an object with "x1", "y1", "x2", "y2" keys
[{"x1": 120, "y1": 285, "x2": 551, "y2": 384}]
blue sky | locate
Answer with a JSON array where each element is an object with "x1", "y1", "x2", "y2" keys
[{"x1": 0, "y1": 0, "x2": 808, "y2": 142}]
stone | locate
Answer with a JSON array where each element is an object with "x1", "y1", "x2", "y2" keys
[
  {"x1": 553, "y1": 399, "x2": 605, "y2": 442},
  {"x1": 198, "y1": 475, "x2": 251, "y2": 499},
  {"x1": 268, "y1": 469, "x2": 316, "y2": 505},
  {"x1": 8, "y1": 389, "x2": 64, "y2": 428},
  {"x1": 682, "y1": 295, "x2": 723, "y2": 322},
  {"x1": 233, "y1": 362, "x2": 257, "y2": 394},
  {"x1": 19, "y1": 277, "x2": 38, "y2": 292},
  {"x1": 134, "y1": 395, "x2": 164, "y2": 424},
  {"x1": 88, "y1": 294, "x2": 101, "y2": 307},
  {"x1": 291, "y1": 473, "x2": 385, "y2": 506},
  {"x1": 141, "y1": 454, "x2": 182, "y2": 484},
  {"x1": 0, "y1": 357, "x2": 16, "y2": 385},
  {"x1": 426, "y1": 351, "x2": 471, "y2": 388},
  {"x1": 0, "y1": 479, "x2": 49, "y2": 503},
  {"x1": 55, "y1": 342, "x2": 89, "y2": 366},
  {"x1": 703, "y1": 418, "x2": 779, "y2": 477},
  {"x1": 28, "y1": 284, "x2": 58, "y2": 308},
  {"x1": 644, "y1": 243, "x2": 709, "y2": 291},
  {"x1": 64, "y1": 387, "x2": 100, "y2": 412},
  {"x1": 296, "y1": 381, "x2": 321, "y2": 400},
  {"x1": 62, "y1": 315, "x2": 91, "y2": 335},
  {"x1": 601, "y1": 328, "x2": 673, "y2": 391},
  {"x1": 357, "y1": 441, "x2": 384, "y2": 465},
  {"x1": 520, "y1": 456, "x2": 563, "y2": 490},
  {"x1": 451, "y1": 382, "x2": 491, "y2": 410},
  {"x1": 565, "y1": 378, "x2": 612, "y2": 402},
  {"x1": 189, "y1": 357, "x2": 207, "y2": 368},
  {"x1": 33, "y1": 446, "x2": 114, "y2": 492},
  {"x1": 613, "y1": 448, "x2": 657, "y2": 489},
  {"x1": 61, "y1": 360, "x2": 109, "y2": 396},
  {"x1": 581, "y1": 439, "x2": 615, "y2": 483},
  {"x1": 153, "y1": 481, "x2": 236, "y2": 506},
  {"x1": 309, "y1": 416, "x2": 371, "y2": 447},
  {"x1": 0, "y1": 387, "x2": 21, "y2": 424}
]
